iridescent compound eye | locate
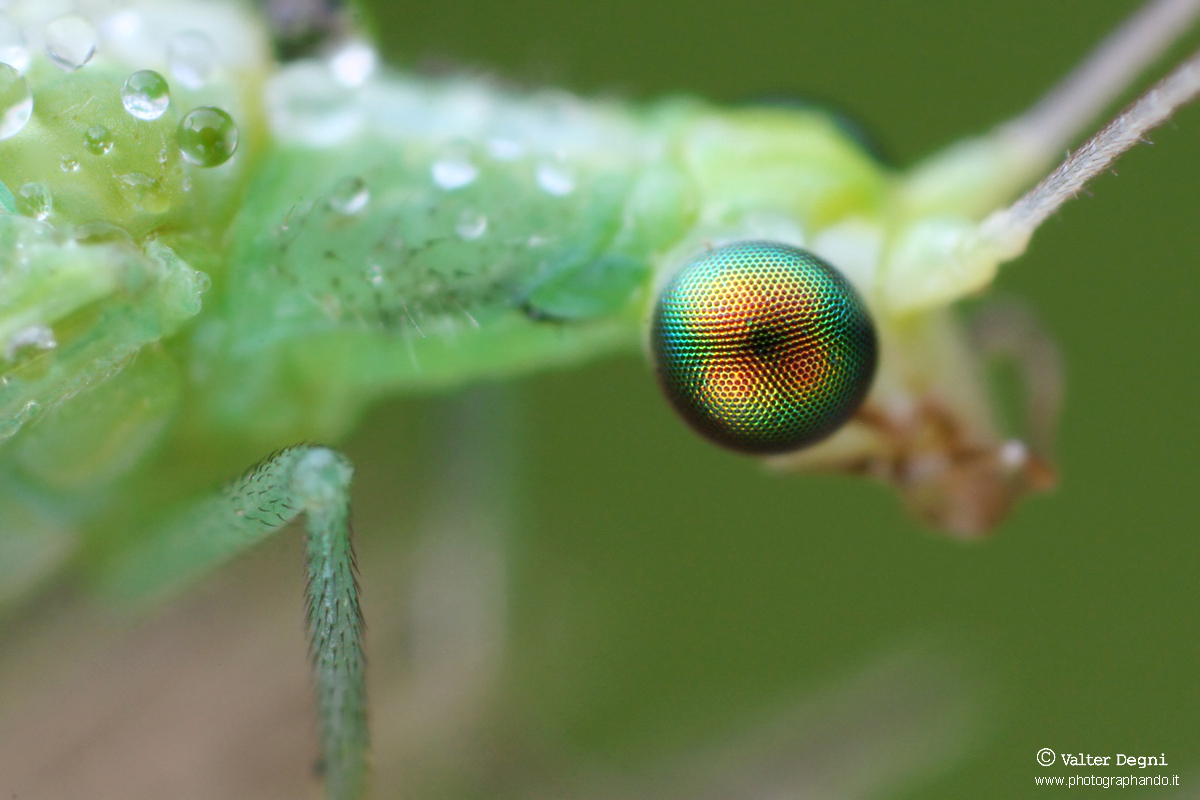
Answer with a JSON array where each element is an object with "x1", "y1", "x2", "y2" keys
[{"x1": 651, "y1": 241, "x2": 877, "y2": 454}]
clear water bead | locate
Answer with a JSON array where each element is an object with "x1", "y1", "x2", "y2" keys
[
  {"x1": 121, "y1": 70, "x2": 170, "y2": 121},
  {"x1": 487, "y1": 138, "x2": 524, "y2": 161},
  {"x1": 104, "y1": 9, "x2": 143, "y2": 41},
  {"x1": 431, "y1": 156, "x2": 478, "y2": 190},
  {"x1": 0, "y1": 14, "x2": 30, "y2": 73},
  {"x1": 329, "y1": 40, "x2": 376, "y2": 87},
  {"x1": 266, "y1": 62, "x2": 361, "y2": 146},
  {"x1": 75, "y1": 221, "x2": 134, "y2": 246},
  {"x1": 121, "y1": 172, "x2": 168, "y2": 213},
  {"x1": 455, "y1": 209, "x2": 488, "y2": 240},
  {"x1": 5, "y1": 325, "x2": 56, "y2": 362},
  {"x1": 15, "y1": 183, "x2": 51, "y2": 220},
  {"x1": 60, "y1": 155, "x2": 79, "y2": 172},
  {"x1": 329, "y1": 177, "x2": 369, "y2": 215},
  {"x1": 83, "y1": 125, "x2": 114, "y2": 155},
  {"x1": 44, "y1": 15, "x2": 97, "y2": 71},
  {"x1": 0, "y1": 63, "x2": 31, "y2": 140},
  {"x1": 168, "y1": 30, "x2": 217, "y2": 89},
  {"x1": 177, "y1": 106, "x2": 238, "y2": 167},
  {"x1": 535, "y1": 161, "x2": 575, "y2": 196}
]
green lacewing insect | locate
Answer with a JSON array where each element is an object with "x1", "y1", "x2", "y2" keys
[{"x1": 1, "y1": 0, "x2": 1199, "y2": 797}]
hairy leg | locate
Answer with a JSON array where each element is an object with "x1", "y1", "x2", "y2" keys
[{"x1": 97, "y1": 446, "x2": 367, "y2": 800}]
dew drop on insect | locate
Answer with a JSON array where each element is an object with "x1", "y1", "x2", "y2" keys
[
  {"x1": 328, "y1": 176, "x2": 369, "y2": 215},
  {"x1": 15, "y1": 182, "x2": 51, "y2": 220},
  {"x1": 104, "y1": 9, "x2": 143, "y2": 41},
  {"x1": 5, "y1": 324, "x2": 56, "y2": 362},
  {"x1": 121, "y1": 70, "x2": 170, "y2": 120},
  {"x1": 60, "y1": 154, "x2": 79, "y2": 172},
  {"x1": 3, "y1": 400, "x2": 40, "y2": 437},
  {"x1": 83, "y1": 124, "x2": 114, "y2": 155},
  {"x1": 192, "y1": 269, "x2": 212, "y2": 294},
  {"x1": 266, "y1": 62, "x2": 361, "y2": 145},
  {"x1": 487, "y1": 138, "x2": 524, "y2": 161},
  {"x1": 44, "y1": 15, "x2": 97, "y2": 71},
  {"x1": 177, "y1": 106, "x2": 238, "y2": 167},
  {"x1": 535, "y1": 161, "x2": 575, "y2": 197},
  {"x1": 329, "y1": 40, "x2": 376, "y2": 87},
  {"x1": 650, "y1": 241, "x2": 877, "y2": 454},
  {"x1": 0, "y1": 63, "x2": 32, "y2": 140},
  {"x1": 168, "y1": 30, "x2": 217, "y2": 89},
  {"x1": 366, "y1": 262, "x2": 384, "y2": 286},
  {"x1": 455, "y1": 209, "x2": 488, "y2": 240},
  {"x1": 432, "y1": 155, "x2": 478, "y2": 190},
  {"x1": 0, "y1": 14, "x2": 30, "y2": 73},
  {"x1": 75, "y1": 221, "x2": 134, "y2": 246},
  {"x1": 121, "y1": 172, "x2": 168, "y2": 213}
]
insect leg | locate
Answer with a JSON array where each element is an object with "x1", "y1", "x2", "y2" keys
[{"x1": 96, "y1": 446, "x2": 367, "y2": 800}]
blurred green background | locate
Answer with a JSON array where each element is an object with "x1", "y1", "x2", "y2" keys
[
  {"x1": 346, "y1": 0, "x2": 1200, "y2": 797},
  {"x1": 4, "y1": 1, "x2": 1199, "y2": 798}
]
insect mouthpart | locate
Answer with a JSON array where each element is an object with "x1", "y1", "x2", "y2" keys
[{"x1": 650, "y1": 241, "x2": 877, "y2": 454}]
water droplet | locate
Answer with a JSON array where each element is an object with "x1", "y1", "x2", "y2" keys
[
  {"x1": 83, "y1": 124, "x2": 114, "y2": 155},
  {"x1": 265, "y1": 63, "x2": 361, "y2": 146},
  {"x1": 104, "y1": 9, "x2": 143, "y2": 41},
  {"x1": 168, "y1": 30, "x2": 217, "y2": 89},
  {"x1": 75, "y1": 221, "x2": 134, "y2": 246},
  {"x1": 44, "y1": 15, "x2": 97, "y2": 71},
  {"x1": 177, "y1": 106, "x2": 238, "y2": 167},
  {"x1": 5, "y1": 324, "x2": 56, "y2": 361},
  {"x1": 328, "y1": 176, "x2": 369, "y2": 215},
  {"x1": 487, "y1": 138, "x2": 524, "y2": 160},
  {"x1": 15, "y1": 400, "x2": 40, "y2": 426},
  {"x1": 431, "y1": 156, "x2": 478, "y2": 190},
  {"x1": 121, "y1": 69, "x2": 170, "y2": 121},
  {"x1": 366, "y1": 262, "x2": 384, "y2": 286},
  {"x1": 329, "y1": 40, "x2": 376, "y2": 87},
  {"x1": 60, "y1": 155, "x2": 79, "y2": 172},
  {"x1": 192, "y1": 269, "x2": 212, "y2": 294},
  {"x1": 455, "y1": 209, "x2": 488, "y2": 240},
  {"x1": 0, "y1": 63, "x2": 31, "y2": 140},
  {"x1": 15, "y1": 183, "x2": 51, "y2": 220},
  {"x1": 0, "y1": 14, "x2": 30, "y2": 73},
  {"x1": 120, "y1": 172, "x2": 168, "y2": 213},
  {"x1": 535, "y1": 161, "x2": 575, "y2": 197}
]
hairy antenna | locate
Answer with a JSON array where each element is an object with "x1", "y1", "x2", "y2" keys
[{"x1": 982, "y1": 46, "x2": 1200, "y2": 260}]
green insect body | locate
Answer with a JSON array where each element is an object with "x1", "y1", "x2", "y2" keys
[
  {"x1": 1, "y1": 0, "x2": 905, "y2": 597},
  {"x1": 202, "y1": 97, "x2": 886, "y2": 443},
  {"x1": 3, "y1": 0, "x2": 1199, "y2": 795}
]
